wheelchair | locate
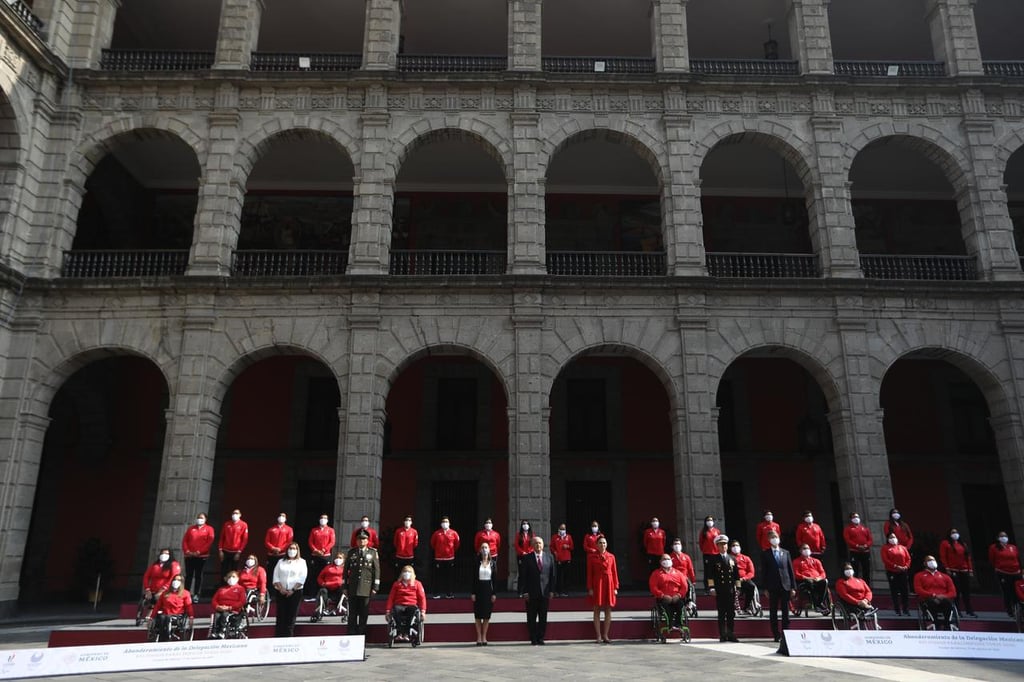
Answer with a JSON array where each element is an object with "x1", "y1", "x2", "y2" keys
[
  {"x1": 208, "y1": 610, "x2": 248, "y2": 639},
  {"x1": 244, "y1": 589, "x2": 270, "y2": 622},
  {"x1": 134, "y1": 592, "x2": 157, "y2": 626},
  {"x1": 310, "y1": 588, "x2": 348, "y2": 624},
  {"x1": 917, "y1": 598, "x2": 960, "y2": 631},
  {"x1": 146, "y1": 613, "x2": 194, "y2": 642},
  {"x1": 386, "y1": 606, "x2": 424, "y2": 648},
  {"x1": 790, "y1": 579, "x2": 833, "y2": 618},
  {"x1": 650, "y1": 598, "x2": 692, "y2": 643},
  {"x1": 831, "y1": 599, "x2": 880, "y2": 631},
  {"x1": 734, "y1": 580, "x2": 763, "y2": 618}
]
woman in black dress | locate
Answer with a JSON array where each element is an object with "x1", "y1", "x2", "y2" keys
[{"x1": 471, "y1": 543, "x2": 496, "y2": 645}]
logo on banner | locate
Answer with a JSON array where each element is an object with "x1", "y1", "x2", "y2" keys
[
  {"x1": 28, "y1": 653, "x2": 44, "y2": 670},
  {"x1": 2, "y1": 654, "x2": 15, "y2": 674}
]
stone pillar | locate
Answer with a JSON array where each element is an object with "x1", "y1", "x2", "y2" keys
[
  {"x1": 337, "y1": 306, "x2": 384, "y2": 537},
  {"x1": 66, "y1": 0, "x2": 120, "y2": 69},
  {"x1": 509, "y1": 95, "x2": 545, "y2": 274},
  {"x1": 786, "y1": 0, "x2": 834, "y2": 75},
  {"x1": 188, "y1": 98, "x2": 243, "y2": 277},
  {"x1": 809, "y1": 100, "x2": 862, "y2": 278},
  {"x1": 663, "y1": 111, "x2": 705, "y2": 276},
  {"x1": 958, "y1": 112, "x2": 1021, "y2": 281},
  {"x1": 925, "y1": 0, "x2": 984, "y2": 76},
  {"x1": 213, "y1": 0, "x2": 264, "y2": 70},
  {"x1": 652, "y1": 0, "x2": 689, "y2": 73},
  {"x1": 363, "y1": 0, "x2": 401, "y2": 70},
  {"x1": 988, "y1": 409, "x2": 1024, "y2": 548},
  {"x1": 32, "y1": 0, "x2": 78, "y2": 60},
  {"x1": 348, "y1": 106, "x2": 392, "y2": 275},
  {"x1": 508, "y1": 0, "x2": 542, "y2": 71}
]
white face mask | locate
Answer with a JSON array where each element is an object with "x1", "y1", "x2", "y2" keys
[
  {"x1": 522, "y1": 524, "x2": 530, "y2": 531},
  {"x1": 361, "y1": 520, "x2": 370, "y2": 528},
  {"x1": 672, "y1": 544, "x2": 682, "y2": 552},
  {"x1": 926, "y1": 560, "x2": 937, "y2": 570},
  {"x1": 950, "y1": 533, "x2": 960, "y2": 541},
  {"x1": 171, "y1": 580, "x2": 181, "y2": 590},
  {"x1": 227, "y1": 577, "x2": 238, "y2": 586},
  {"x1": 999, "y1": 536, "x2": 1009, "y2": 544},
  {"x1": 804, "y1": 516, "x2": 814, "y2": 524},
  {"x1": 730, "y1": 546, "x2": 740, "y2": 555},
  {"x1": 769, "y1": 538, "x2": 780, "y2": 547},
  {"x1": 591, "y1": 527, "x2": 599, "y2": 534},
  {"x1": 764, "y1": 514, "x2": 773, "y2": 522},
  {"x1": 159, "y1": 553, "x2": 170, "y2": 563},
  {"x1": 319, "y1": 518, "x2": 328, "y2": 526},
  {"x1": 888, "y1": 537, "x2": 898, "y2": 545},
  {"x1": 851, "y1": 517, "x2": 861, "y2": 525},
  {"x1": 277, "y1": 516, "x2": 286, "y2": 525},
  {"x1": 245, "y1": 559, "x2": 256, "y2": 568},
  {"x1": 843, "y1": 569, "x2": 854, "y2": 578},
  {"x1": 196, "y1": 518, "x2": 206, "y2": 526},
  {"x1": 559, "y1": 529, "x2": 566, "y2": 536},
  {"x1": 401, "y1": 571, "x2": 412, "y2": 581},
  {"x1": 441, "y1": 522, "x2": 449, "y2": 530},
  {"x1": 404, "y1": 520, "x2": 412, "y2": 528},
  {"x1": 287, "y1": 549, "x2": 298, "y2": 558},
  {"x1": 661, "y1": 559, "x2": 673, "y2": 569},
  {"x1": 651, "y1": 521, "x2": 660, "y2": 529},
  {"x1": 801, "y1": 549, "x2": 811, "y2": 557},
  {"x1": 334, "y1": 558, "x2": 344, "y2": 566},
  {"x1": 484, "y1": 523, "x2": 492, "y2": 530},
  {"x1": 231, "y1": 514, "x2": 240, "y2": 522},
  {"x1": 891, "y1": 513, "x2": 901, "y2": 521},
  {"x1": 705, "y1": 520, "x2": 714, "y2": 528}
]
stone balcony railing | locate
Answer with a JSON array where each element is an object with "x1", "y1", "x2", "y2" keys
[
  {"x1": 62, "y1": 250, "x2": 190, "y2": 278},
  {"x1": 389, "y1": 250, "x2": 507, "y2": 275},
  {"x1": 983, "y1": 61, "x2": 1024, "y2": 78},
  {"x1": 834, "y1": 60, "x2": 946, "y2": 78},
  {"x1": 396, "y1": 54, "x2": 508, "y2": 73},
  {"x1": 99, "y1": 49, "x2": 215, "y2": 71},
  {"x1": 3, "y1": 0, "x2": 43, "y2": 35},
  {"x1": 546, "y1": 251, "x2": 666, "y2": 277},
  {"x1": 250, "y1": 52, "x2": 361, "y2": 72},
  {"x1": 689, "y1": 59, "x2": 799, "y2": 76},
  {"x1": 706, "y1": 252, "x2": 819, "y2": 278},
  {"x1": 541, "y1": 56, "x2": 656, "y2": 74},
  {"x1": 232, "y1": 250, "x2": 348, "y2": 277},
  {"x1": 860, "y1": 254, "x2": 977, "y2": 281}
]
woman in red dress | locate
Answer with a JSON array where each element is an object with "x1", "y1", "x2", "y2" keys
[{"x1": 586, "y1": 536, "x2": 619, "y2": 644}]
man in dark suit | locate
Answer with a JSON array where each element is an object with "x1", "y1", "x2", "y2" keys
[
  {"x1": 760, "y1": 530, "x2": 796, "y2": 642},
  {"x1": 517, "y1": 535, "x2": 557, "y2": 644},
  {"x1": 708, "y1": 534, "x2": 739, "y2": 642}
]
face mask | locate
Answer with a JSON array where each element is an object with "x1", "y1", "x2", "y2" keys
[
  {"x1": 287, "y1": 549, "x2": 298, "y2": 558},
  {"x1": 651, "y1": 522, "x2": 660, "y2": 529},
  {"x1": 319, "y1": 518, "x2": 328, "y2": 527},
  {"x1": 672, "y1": 544, "x2": 682, "y2": 552},
  {"x1": 361, "y1": 521, "x2": 369, "y2": 529},
  {"x1": 196, "y1": 518, "x2": 206, "y2": 526},
  {"x1": 851, "y1": 517, "x2": 861, "y2": 525},
  {"x1": 843, "y1": 569, "x2": 854, "y2": 578},
  {"x1": 484, "y1": 523, "x2": 492, "y2": 530},
  {"x1": 522, "y1": 524, "x2": 530, "y2": 531},
  {"x1": 801, "y1": 549, "x2": 811, "y2": 557},
  {"x1": 441, "y1": 522, "x2": 449, "y2": 530},
  {"x1": 277, "y1": 516, "x2": 286, "y2": 525},
  {"x1": 769, "y1": 538, "x2": 780, "y2": 547},
  {"x1": 950, "y1": 533, "x2": 960, "y2": 541},
  {"x1": 804, "y1": 516, "x2": 814, "y2": 524},
  {"x1": 404, "y1": 521, "x2": 412, "y2": 528},
  {"x1": 245, "y1": 559, "x2": 256, "y2": 568},
  {"x1": 926, "y1": 560, "x2": 937, "y2": 570},
  {"x1": 334, "y1": 558, "x2": 344, "y2": 566},
  {"x1": 705, "y1": 520, "x2": 714, "y2": 528},
  {"x1": 891, "y1": 513, "x2": 901, "y2": 521},
  {"x1": 171, "y1": 580, "x2": 181, "y2": 590},
  {"x1": 231, "y1": 514, "x2": 240, "y2": 522},
  {"x1": 764, "y1": 514, "x2": 773, "y2": 522},
  {"x1": 999, "y1": 536, "x2": 1009, "y2": 544},
  {"x1": 227, "y1": 577, "x2": 238, "y2": 586},
  {"x1": 159, "y1": 553, "x2": 170, "y2": 563},
  {"x1": 661, "y1": 559, "x2": 673, "y2": 569},
  {"x1": 591, "y1": 527, "x2": 599, "y2": 533},
  {"x1": 559, "y1": 530, "x2": 566, "y2": 536},
  {"x1": 888, "y1": 537, "x2": 898, "y2": 545},
  {"x1": 401, "y1": 571, "x2": 412, "y2": 581},
  {"x1": 730, "y1": 546, "x2": 740, "y2": 555}
]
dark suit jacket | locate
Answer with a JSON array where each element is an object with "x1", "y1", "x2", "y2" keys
[
  {"x1": 760, "y1": 547, "x2": 796, "y2": 592},
  {"x1": 517, "y1": 550, "x2": 556, "y2": 598}
]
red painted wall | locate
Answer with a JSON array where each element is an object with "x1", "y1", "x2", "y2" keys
[
  {"x1": 737, "y1": 358, "x2": 808, "y2": 453},
  {"x1": 222, "y1": 356, "x2": 300, "y2": 449},
  {"x1": 881, "y1": 360, "x2": 944, "y2": 454}
]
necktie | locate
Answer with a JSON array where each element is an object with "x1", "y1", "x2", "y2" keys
[
  {"x1": 774, "y1": 549, "x2": 780, "y2": 564},
  {"x1": 537, "y1": 553, "x2": 542, "y2": 572}
]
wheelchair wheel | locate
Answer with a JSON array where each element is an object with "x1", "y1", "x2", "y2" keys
[
  {"x1": 650, "y1": 605, "x2": 666, "y2": 643},
  {"x1": 386, "y1": 618, "x2": 397, "y2": 648},
  {"x1": 918, "y1": 605, "x2": 933, "y2": 631},
  {"x1": 135, "y1": 596, "x2": 148, "y2": 626},
  {"x1": 413, "y1": 618, "x2": 424, "y2": 646},
  {"x1": 681, "y1": 627, "x2": 691, "y2": 643},
  {"x1": 311, "y1": 593, "x2": 325, "y2": 623},
  {"x1": 750, "y1": 587, "x2": 764, "y2": 618},
  {"x1": 255, "y1": 596, "x2": 270, "y2": 622},
  {"x1": 337, "y1": 593, "x2": 349, "y2": 624}
]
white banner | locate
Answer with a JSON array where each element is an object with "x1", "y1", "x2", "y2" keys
[
  {"x1": 0, "y1": 636, "x2": 365, "y2": 679},
  {"x1": 783, "y1": 629, "x2": 1024, "y2": 660}
]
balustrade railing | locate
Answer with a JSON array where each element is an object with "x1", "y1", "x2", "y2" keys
[
  {"x1": 860, "y1": 254, "x2": 977, "y2": 281},
  {"x1": 4, "y1": 0, "x2": 44, "y2": 35},
  {"x1": 100, "y1": 49, "x2": 215, "y2": 71},
  {"x1": 389, "y1": 250, "x2": 506, "y2": 275},
  {"x1": 690, "y1": 59, "x2": 799, "y2": 76},
  {"x1": 834, "y1": 60, "x2": 946, "y2": 77},
  {"x1": 541, "y1": 56, "x2": 656, "y2": 74},
  {"x1": 232, "y1": 250, "x2": 347, "y2": 277},
  {"x1": 62, "y1": 250, "x2": 189, "y2": 278},
  {"x1": 983, "y1": 61, "x2": 1024, "y2": 78},
  {"x1": 396, "y1": 55, "x2": 507, "y2": 73},
  {"x1": 250, "y1": 52, "x2": 361, "y2": 72},
  {"x1": 546, "y1": 251, "x2": 666, "y2": 277},
  {"x1": 706, "y1": 252, "x2": 819, "y2": 278}
]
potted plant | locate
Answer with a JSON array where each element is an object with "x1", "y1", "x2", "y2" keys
[{"x1": 75, "y1": 537, "x2": 113, "y2": 604}]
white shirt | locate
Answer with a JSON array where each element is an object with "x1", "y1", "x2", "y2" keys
[
  {"x1": 478, "y1": 564, "x2": 492, "y2": 581},
  {"x1": 273, "y1": 558, "x2": 308, "y2": 591}
]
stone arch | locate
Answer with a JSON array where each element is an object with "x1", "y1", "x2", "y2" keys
[
  {"x1": 995, "y1": 127, "x2": 1024, "y2": 178},
  {"x1": 539, "y1": 121, "x2": 668, "y2": 184},
  {"x1": 692, "y1": 120, "x2": 819, "y2": 190},
  {"x1": 235, "y1": 117, "x2": 361, "y2": 188},
  {"x1": 844, "y1": 123, "x2": 973, "y2": 194},
  {"x1": 381, "y1": 342, "x2": 513, "y2": 409},
  {"x1": 385, "y1": 119, "x2": 513, "y2": 185}
]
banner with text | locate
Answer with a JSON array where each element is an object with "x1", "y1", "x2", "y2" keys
[
  {"x1": 0, "y1": 636, "x2": 364, "y2": 679},
  {"x1": 784, "y1": 629, "x2": 1024, "y2": 660}
]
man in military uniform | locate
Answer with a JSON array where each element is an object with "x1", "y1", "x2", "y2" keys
[
  {"x1": 708, "y1": 534, "x2": 739, "y2": 642},
  {"x1": 344, "y1": 529, "x2": 380, "y2": 636}
]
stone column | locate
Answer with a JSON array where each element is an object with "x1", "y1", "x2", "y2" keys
[
  {"x1": 348, "y1": 106, "x2": 393, "y2": 275},
  {"x1": 363, "y1": 0, "x2": 401, "y2": 70},
  {"x1": 508, "y1": 0, "x2": 542, "y2": 71},
  {"x1": 995, "y1": 321, "x2": 1024, "y2": 544},
  {"x1": 925, "y1": 0, "x2": 984, "y2": 76},
  {"x1": 66, "y1": 0, "x2": 120, "y2": 69},
  {"x1": 809, "y1": 98, "x2": 862, "y2": 278},
  {"x1": 213, "y1": 0, "x2": 264, "y2": 70},
  {"x1": 786, "y1": 0, "x2": 835, "y2": 75},
  {"x1": 652, "y1": 0, "x2": 689, "y2": 72},
  {"x1": 32, "y1": 0, "x2": 78, "y2": 60},
  {"x1": 958, "y1": 112, "x2": 1021, "y2": 281},
  {"x1": 663, "y1": 111, "x2": 705, "y2": 276},
  {"x1": 188, "y1": 99, "x2": 243, "y2": 277},
  {"x1": 509, "y1": 93, "x2": 545, "y2": 274}
]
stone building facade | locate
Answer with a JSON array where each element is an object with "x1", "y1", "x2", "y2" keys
[{"x1": 0, "y1": 0, "x2": 1023, "y2": 611}]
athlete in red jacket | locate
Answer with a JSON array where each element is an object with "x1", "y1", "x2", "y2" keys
[
  {"x1": 793, "y1": 545, "x2": 828, "y2": 613},
  {"x1": 836, "y1": 562, "x2": 875, "y2": 617},
  {"x1": 730, "y1": 541, "x2": 756, "y2": 612},
  {"x1": 350, "y1": 515, "x2": 380, "y2": 549},
  {"x1": 307, "y1": 514, "x2": 336, "y2": 596},
  {"x1": 795, "y1": 511, "x2": 826, "y2": 556},
  {"x1": 218, "y1": 509, "x2": 249, "y2": 577},
  {"x1": 755, "y1": 510, "x2": 781, "y2": 551},
  {"x1": 939, "y1": 528, "x2": 975, "y2": 616},
  {"x1": 643, "y1": 517, "x2": 668, "y2": 574},
  {"x1": 209, "y1": 571, "x2": 247, "y2": 638},
  {"x1": 181, "y1": 513, "x2": 215, "y2": 601},
  {"x1": 583, "y1": 522, "x2": 605, "y2": 554},
  {"x1": 649, "y1": 555, "x2": 690, "y2": 631},
  {"x1": 989, "y1": 532, "x2": 1021, "y2": 616},
  {"x1": 142, "y1": 549, "x2": 182, "y2": 598},
  {"x1": 669, "y1": 539, "x2": 696, "y2": 585},
  {"x1": 393, "y1": 516, "x2": 419, "y2": 574},
  {"x1": 264, "y1": 513, "x2": 294, "y2": 577},
  {"x1": 474, "y1": 520, "x2": 501, "y2": 559},
  {"x1": 550, "y1": 524, "x2": 574, "y2": 596},
  {"x1": 699, "y1": 516, "x2": 721, "y2": 590},
  {"x1": 880, "y1": 533, "x2": 911, "y2": 615},
  {"x1": 914, "y1": 556, "x2": 957, "y2": 630},
  {"x1": 842, "y1": 512, "x2": 872, "y2": 582},
  {"x1": 430, "y1": 518, "x2": 460, "y2": 598}
]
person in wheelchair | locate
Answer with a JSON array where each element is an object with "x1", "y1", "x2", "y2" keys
[
  {"x1": 313, "y1": 551, "x2": 346, "y2": 622},
  {"x1": 385, "y1": 565, "x2": 427, "y2": 645},
  {"x1": 141, "y1": 548, "x2": 181, "y2": 616},
  {"x1": 149, "y1": 574, "x2": 194, "y2": 642},
  {"x1": 729, "y1": 541, "x2": 758, "y2": 614},
  {"x1": 914, "y1": 556, "x2": 957, "y2": 630},
  {"x1": 650, "y1": 553, "x2": 691, "y2": 633},
  {"x1": 793, "y1": 543, "x2": 830, "y2": 615},
  {"x1": 209, "y1": 571, "x2": 247, "y2": 639},
  {"x1": 836, "y1": 562, "x2": 877, "y2": 621},
  {"x1": 238, "y1": 554, "x2": 267, "y2": 613}
]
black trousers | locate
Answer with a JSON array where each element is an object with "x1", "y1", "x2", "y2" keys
[
  {"x1": 848, "y1": 551, "x2": 871, "y2": 584},
  {"x1": 702, "y1": 554, "x2": 715, "y2": 590},
  {"x1": 184, "y1": 557, "x2": 206, "y2": 598},
  {"x1": 434, "y1": 559, "x2": 455, "y2": 595},
  {"x1": 766, "y1": 589, "x2": 790, "y2": 637},
  {"x1": 715, "y1": 590, "x2": 736, "y2": 638},
  {"x1": 221, "y1": 552, "x2": 242, "y2": 577},
  {"x1": 348, "y1": 595, "x2": 370, "y2": 635},
  {"x1": 886, "y1": 571, "x2": 910, "y2": 613},
  {"x1": 658, "y1": 598, "x2": 684, "y2": 628},
  {"x1": 922, "y1": 596, "x2": 954, "y2": 629},
  {"x1": 950, "y1": 571, "x2": 974, "y2": 613},
  {"x1": 274, "y1": 590, "x2": 302, "y2": 637},
  {"x1": 555, "y1": 561, "x2": 570, "y2": 594},
  {"x1": 526, "y1": 595, "x2": 550, "y2": 643},
  {"x1": 997, "y1": 572, "x2": 1020, "y2": 614}
]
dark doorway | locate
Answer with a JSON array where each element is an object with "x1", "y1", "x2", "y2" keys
[
  {"x1": 963, "y1": 483, "x2": 1012, "y2": 591},
  {"x1": 722, "y1": 481, "x2": 748, "y2": 550},
  {"x1": 431, "y1": 480, "x2": 478, "y2": 593},
  {"x1": 565, "y1": 480, "x2": 613, "y2": 589},
  {"x1": 296, "y1": 479, "x2": 336, "y2": 552}
]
